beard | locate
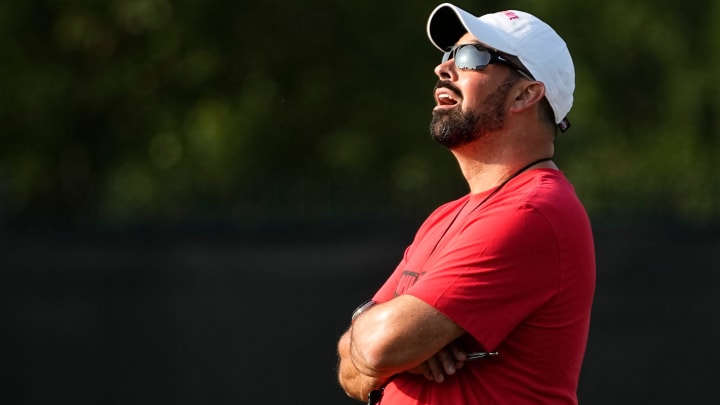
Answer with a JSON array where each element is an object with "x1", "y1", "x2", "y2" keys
[{"x1": 430, "y1": 75, "x2": 518, "y2": 149}]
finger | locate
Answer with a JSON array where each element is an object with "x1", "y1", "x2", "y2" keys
[
  {"x1": 425, "y1": 357, "x2": 445, "y2": 382},
  {"x1": 421, "y1": 363, "x2": 434, "y2": 381},
  {"x1": 436, "y1": 349, "x2": 457, "y2": 375},
  {"x1": 448, "y1": 341, "x2": 468, "y2": 362}
]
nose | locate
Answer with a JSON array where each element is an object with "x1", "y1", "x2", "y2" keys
[{"x1": 434, "y1": 59, "x2": 458, "y2": 81}]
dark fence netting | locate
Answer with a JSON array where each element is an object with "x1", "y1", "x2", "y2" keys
[{"x1": 3, "y1": 220, "x2": 719, "y2": 404}]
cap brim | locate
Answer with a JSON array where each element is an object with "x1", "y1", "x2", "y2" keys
[{"x1": 427, "y1": 3, "x2": 514, "y2": 54}]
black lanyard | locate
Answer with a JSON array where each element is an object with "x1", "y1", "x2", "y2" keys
[{"x1": 428, "y1": 157, "x2": 553, "y2": 257}]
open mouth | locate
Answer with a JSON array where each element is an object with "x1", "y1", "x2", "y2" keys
[{"x1": 436, "y1": 90, "x2": 459, "y2": 107}]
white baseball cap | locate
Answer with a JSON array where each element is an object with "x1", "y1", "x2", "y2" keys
[{"x1": 427, "y1": 3, "x2": 575, "y2": 132}]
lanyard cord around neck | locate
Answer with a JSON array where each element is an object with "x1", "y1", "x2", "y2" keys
[{"x1": 428, "y1": 156, "x2": 553, "y2": 257}]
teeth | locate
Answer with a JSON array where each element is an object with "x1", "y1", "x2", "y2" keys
[
  {"x1": 438, "y1": 93, "x2": 456, "y2": 102},
  {"x1": 438, "y1": 93, "x2": 457, "y2": 105}
]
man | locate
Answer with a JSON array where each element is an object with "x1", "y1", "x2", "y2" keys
[{"x1": 337, "y1": 3, "x2": 595, "y2": 405}]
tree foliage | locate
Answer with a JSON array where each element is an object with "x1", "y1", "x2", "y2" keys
[{"x1": 1, "y1": 0, "x2": 718, "y2": 227}]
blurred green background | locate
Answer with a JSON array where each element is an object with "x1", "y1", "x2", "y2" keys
[
  {"x1": 3, "y1": 0, "x2": 720, "y2": 404},
  {"x1": 3, "y1": 0, "x2": 719, "y2": 228}
]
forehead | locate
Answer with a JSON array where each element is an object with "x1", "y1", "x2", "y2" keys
[{"x1": 457, "y1": 32, "x2": 483, "y2": 46}]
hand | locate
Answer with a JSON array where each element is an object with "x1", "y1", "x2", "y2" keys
[{"x1": 406, "y1": 341, "x2": 468, "y2": 383}]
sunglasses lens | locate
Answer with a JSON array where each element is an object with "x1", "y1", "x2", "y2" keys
[
  {"x1": 442, "y1": 51, "x2": 451, "y2": 63},
  {"x1": 454, "y1": 45, "x2": 490, "y2": 70}
]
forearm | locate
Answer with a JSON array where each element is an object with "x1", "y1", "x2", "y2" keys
[
  {"x1": 350, "y1": 295, "x2": 465, "y2": 374},
  {"x1": 337, "y1": 329, "x2": 388, "y2": 401}
]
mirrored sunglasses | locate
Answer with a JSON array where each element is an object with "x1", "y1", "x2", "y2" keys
[{"x1": 442, "y1": 44, "x2": 534, "y2": 80}]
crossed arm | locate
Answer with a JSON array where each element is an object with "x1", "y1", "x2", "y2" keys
[{"x1": 336, "y1": 294, "x2": 470, "y2": 401}]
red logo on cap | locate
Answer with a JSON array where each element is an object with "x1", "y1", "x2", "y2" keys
[{"x1": 503, "y1": 11, "x2": 519, "y2": 20}]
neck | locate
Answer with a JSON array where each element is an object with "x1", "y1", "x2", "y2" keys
[{"x1": 451, "y1": 142, "x2": 556, "y2": 194}]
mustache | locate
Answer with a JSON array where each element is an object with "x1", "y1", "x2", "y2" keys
[{"x1": 434, "y1": 80, "x2": 462, "y2": 99}]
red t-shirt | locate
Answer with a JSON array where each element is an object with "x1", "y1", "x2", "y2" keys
[{"x1": 372, "y1": 169, "x2": 596, "y2": 405}]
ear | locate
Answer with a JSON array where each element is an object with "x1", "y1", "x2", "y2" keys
[{"x1": 509, "y1": 81, "x2": 546, "y2": 114}]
